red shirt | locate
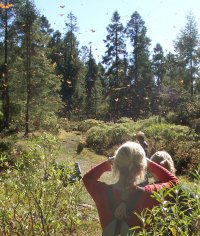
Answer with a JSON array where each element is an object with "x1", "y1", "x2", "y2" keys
[{"x1": 83, "y1": 160, "x2": 178, "y2": 230}]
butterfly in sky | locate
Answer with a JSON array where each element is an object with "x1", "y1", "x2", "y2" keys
[{"x1": 0, "y1": 3, "x2": 13, "y2": 9}]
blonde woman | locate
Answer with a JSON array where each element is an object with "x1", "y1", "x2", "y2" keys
[{"x1": 83, "y1": 142, "x2": 178, "y2": 235}]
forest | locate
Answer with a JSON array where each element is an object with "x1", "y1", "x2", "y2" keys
[
  {"x1": 0, "y1": 1, "x2": 200, "y2": 235},
  {"x1": 0, "y1": 0, "x2": 200, "y2": 132}
]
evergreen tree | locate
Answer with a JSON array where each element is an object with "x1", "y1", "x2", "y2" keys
[
  {"x1": 102, "y1": 11, "x2": 127, "y2": 120},
  {"x1": 0, "y1": 0, "x2": 15, "y2": 129},
  {"x1": 126, "y1": 11, "x2": 153, "y2": 119},
  {"x1": 48, "y1": 30, "x2": 65, "y2": 76},
  {"x1": 85, "y1": 44, "x2": 98, "y2": 118},
  {"x1": 9, "y1": 0, "x2": 62, "y2": 133},
  {"x1": 62, "y1": 12, "x2": 82, "y2": 118},
  {"x1": 174, "y1": 13, "x2": 200, "y2": 96},
  {"x1": 102, "y1": 11, "x2": 126, "y2": 87},
  {"x1": 152, "y1": 43, "x2": 165, "y2": 91},
  {"x1": 80, "y1": 45, "x2": 90, "y2": 65}
]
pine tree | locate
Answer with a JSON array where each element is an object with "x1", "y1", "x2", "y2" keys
[
  {"x1": 152, "y1": 43, "x2": 165, "y2": 91},
  {"x1": 85, "y1": 44, "x2": 98, "y2": 118},
  {"x1": 0, "y1": 0, "x2": 15, "y2": 129},
  {"x1": 102, "y1": 11, "x2": 127, "y2": 120},
  {"x1": 102, "y1": 11, "x2": 126, "y2": 87},
  {"x1": 48, "y1": 30, "x2": 65, "y2": 76},
  {"x1": 126, "y1": 11, "x2": 153, "y2": 119},
  {"x1": 9, "y1": 0, "x2": 62, "y2": 133},
  {"x1": 174, "y1": 13, "x2": 200, "y2": 96},
  {"x1": 61, "y1": 12, "x2": 82, "y2": 118}
]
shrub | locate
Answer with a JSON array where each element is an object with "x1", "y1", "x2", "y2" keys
[
  {"x1": 60, "y1": 118, "x2": 81, "y2": 132},
  {"x1": 0, "y1": 134, "x2": 84, "y2": 235},
  {"x1": 78, "y1": 119, "x2": 104, "y2": 132},
  {"x1": 83, "y1": 118, "x2": 199, "y2": 175},
  {"x1": 40, "y1": 113, "x2": 60, "y2": 133},
  {"x1": 0, "y1": 140, "x2": 13, "y2": 152},
  {"x1": 85, "y1": 122, "x2": 135, "y2": 154},
  {"x1": 85, "y1": 124, "x2": 110, "y2": 154},
  {"x1": 0, "y1": 140, "x2": 16, "y2": 170},
  {"x1": 144, "y1": 123, "x2": 199, "y2": 175},
  {"x1": 107, "y1": 124, "x2": 132, "y2": 146},
  {"x1": 117, "y1": 117, "x2": 134, "y2": 123},
  {"x1": 131, "y1": 165, "x2": 200, "y2": 235}
]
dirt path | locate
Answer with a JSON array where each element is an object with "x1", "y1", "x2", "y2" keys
[
  {"x1": 56, "y1": 129, "x2": 115, "y2": 186},
  {"x1": 56, "y1": 130, "x2": 107, "y2": 176}
]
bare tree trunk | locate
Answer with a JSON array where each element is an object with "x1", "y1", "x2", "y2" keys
[
  {"x1": 24, "y1": 1, "x2": 31, "y2": 136},
  {"x1": 2, "y1": 1, "x2": 10, "y2": 129}
]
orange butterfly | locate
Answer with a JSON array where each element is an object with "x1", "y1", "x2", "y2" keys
[{"x1": 0, "y1": 3, "x2": 13, "y2": 9}]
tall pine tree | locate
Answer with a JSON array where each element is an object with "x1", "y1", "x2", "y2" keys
[
  {"x1": 85, "y1": 44, "x2": 98, "y2": 118},
  {"x1": 0, "y1": 0, "x2": 15, "y2": 129},
  {"x1": 102, "y1": 11, "x2": 127, "y2": 120},
  {"x1": 126, "y1": 11, "x2": 153, "y2": 119},
  {"x1": 10, "y1": 0, "x2": 62, "y2": 133},
  {"x1": 61, "y1": 12, "x2": 82, "y2": 118},
  {"x1": 174, "y1": 13, "x2": 200, "y2": 96}
]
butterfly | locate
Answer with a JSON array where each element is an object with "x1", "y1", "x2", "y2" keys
[{"x1": 0, "y1": 3, "x2": 13, "y2": 9}]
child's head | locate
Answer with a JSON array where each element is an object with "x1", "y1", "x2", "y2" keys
[
  {"x1": 136, "y1": 131, "x2": 145, "y2": 142},
  {"x1": 113, "y1": 141, "x2": 147, "y2": 183},
  {"x1": 150, "y1": 151, "x2": 176, "y2": 174}
]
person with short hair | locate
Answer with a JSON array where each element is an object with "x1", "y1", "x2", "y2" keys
[
  {"x1": 83, "y1": 141, "x2": 178, "y2": 235},
  {"x1": 136, "y1": 131, "x2": 148, "y2": 156}
]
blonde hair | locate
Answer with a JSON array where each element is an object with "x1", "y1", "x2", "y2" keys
[
  {"x1": 112, "y1": 142, "x2": 147, "y2": 220},
  {"x1": 150, "y1": 151, "x2": 176, "y2": 174},
  {"x1": 113, "y1": 141, "x2": 147, "y2": 185}
]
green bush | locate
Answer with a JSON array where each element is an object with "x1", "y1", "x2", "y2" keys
[
  {"x1": 0, "y1": 140, "x2": 16, "y2": 170},
  {"x1": 0, "y1": 134, "x2": 84, "y2": 235},
  {"x1": 85, "y1": 122, "x2": 135, "y2": 154},
  {"x1": 83, "y1": 118, "x2": 199, "y2": 175},
  {"x1": 143, "y1": 123, "x2": 199, "y2": 175},
  {"x1": 40, "y1": 113, "x2": 61, "y2": 133},
  {"x1": 0, "y1": 140, "x2": 13, "y2": 152},
  {"x1": 131, "y1": 165, "x2": 200, "y2": 235},
  {"x1": 60, "y1": 118, "x2": 81, "y2": 132},
  {"x1": 134, "y1": 116, "x2": 164, "y2": 130},
  {"x1": 85, "y1": 124, "x2": 110, "y2": 154},
  {"x1": 107, "y1": 124, "x2": 132, "y2": 146},
  {"x1": 78, "y1": 119, "x2": 105, "y2": 132},
  {"x1": 117, "y1": 117, "x2": 134, "y2": 123}
]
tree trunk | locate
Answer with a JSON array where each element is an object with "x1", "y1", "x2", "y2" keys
[
  {"x1": 24, "y1": 2, "x2": 31, "y2": 136},
  {"x1": 2, "y1": 2, "x2": 10, "y2": 129}
]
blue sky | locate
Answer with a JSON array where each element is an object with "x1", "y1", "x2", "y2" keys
[{"x1": 34, "y1": 0, "x2": 200, "y2": 61}]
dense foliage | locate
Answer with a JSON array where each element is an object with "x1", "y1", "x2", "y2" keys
[
  {"x1": 0, "y1": 132, "x2": 199, "y2": 235},
  {"x1": 0, "y1": 1, "x2": 199, "y2": 134},
  {"x1": 0, "y1": 1, "x2": 199, "y2": 235},
  {"x1": 0, "y1": 134, "x2": 85, "y2": 235},
  {"x1": 131, "y1": 178, "x2": 200, "y2": 235},
  {"x1": 81, "y1": 117, "x2": 200, "y2": 175}
]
